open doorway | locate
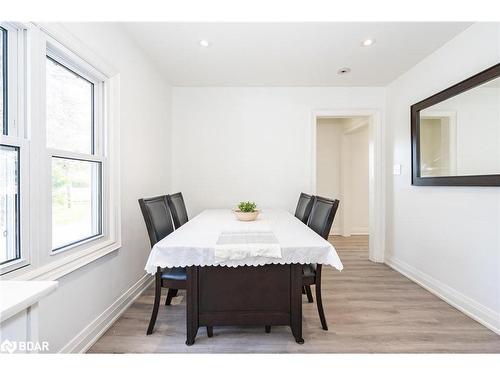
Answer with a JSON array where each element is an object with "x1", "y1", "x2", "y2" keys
[
  {"x1": 316, "y1": 117, "x2": 369, "y2": 238},
  {"x1": 316, "y1": 117, "x2": 369, "y2": 259},
  {"x1": 312, "y1": 110, "x2": 385, "y2": 263}
]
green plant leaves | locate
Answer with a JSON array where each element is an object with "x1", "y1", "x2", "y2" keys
[{"x1": 237, "y1": 201, "x2": 257, "y2": 212}]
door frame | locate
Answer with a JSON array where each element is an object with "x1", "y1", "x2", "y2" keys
[{"x1": 311, "y1": 109, "x2": 385, "y2": 263}]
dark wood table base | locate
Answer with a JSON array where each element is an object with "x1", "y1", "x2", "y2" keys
[{"x1": 186, "y1": 264, "x2": 303, "y2": 345}]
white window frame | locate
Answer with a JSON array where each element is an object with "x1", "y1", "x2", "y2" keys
[
  {"x1": 0, "y1": 137, "x2": 30, "y2": 274},
  {"x1": 45, "y1": 36, "x2": 106, "y2": 255},
  {"x1": 1, "y1": 22, "x2": 20, "y2": 137},
  {"x1": 1, "y1": 23, "x2": 121, "y2": 280},
  {"x1": 0, "y1": 22, "x2": 30, "y2": 275}
]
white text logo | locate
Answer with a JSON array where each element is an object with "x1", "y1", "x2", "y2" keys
[{"x1": 0, "y1": 339, "x2": 49, "y2": 353}]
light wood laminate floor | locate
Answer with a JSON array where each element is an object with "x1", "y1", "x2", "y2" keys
[{"x1": 88, "y1": 236, "x2": 500, "y2": 353}]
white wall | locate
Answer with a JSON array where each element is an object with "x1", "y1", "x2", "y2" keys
[
  {"x1": 385, "y1": 23, "x2": 500, "y2": 333},
  {"x1": 37, "y1": 23, "x2": 172, "y2": 352},
  {"x1": 171, "y1": 87, "x2": 385, "y2": 216},
  {"x1": 316, "y1": 118, "x2": 369, "y2": 235}
]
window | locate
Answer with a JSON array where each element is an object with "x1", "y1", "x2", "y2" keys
[
  {"x1": 0, "y1": 145, "x2": 20, "y2": 265},
  {"x1": 1, "y1": 26, "x2": 7, "y2": 135},
  {"x1": 1, "y1": 23, "x2": 120, "y2": 278},
  {"x1": 0, "y1": 28, "x2": 18, "y2": 265},
  {"x1": 0, "y1": 23, "x2": 24, "y2": 274},
  {"x1": 46, "y1": 57, "x2": 94, "y2": 154},
  {"x1": 45, "y1": 50, "x2": 104, "y2": 253},
  {"x1": 51, "y1": 157, "x2": 101, "y2": 250}
]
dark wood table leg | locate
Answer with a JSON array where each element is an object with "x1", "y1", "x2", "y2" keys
[
  {"x1": 186, "y1": 266, "x2": 199, "y2": 346},
  {"x1": 290, "y1": 264, "x2": 304, "y2": 344},
  {"x1": 146, "y1": 267, "x2": 162, "y2": 335}
]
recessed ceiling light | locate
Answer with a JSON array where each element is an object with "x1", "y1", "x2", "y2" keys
[
  {"x1": 199, "y1": 40, "x2": 211, "y2": 47},
  {"x1": 361, "y1": 38, "x2": 375, "y2": 47},
  {"x1": 337, "y1": 67, "x2": 351, "y2": 75}
]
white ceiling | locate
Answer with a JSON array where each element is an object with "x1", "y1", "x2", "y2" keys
[{"x1": 122, "y1": 22, "x2": 472, "y2": 87}]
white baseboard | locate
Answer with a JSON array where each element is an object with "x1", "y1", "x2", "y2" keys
[
  {"x1": 59, "y1": 273, "x2": 154, "y2": 353},
  {"x1": 385, "y1": 256, "x2": 500, "y2": 335}
]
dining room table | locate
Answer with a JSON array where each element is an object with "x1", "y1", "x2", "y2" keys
[{"x1": 144, "y1": 208, "x2": 343, "y2": 345}]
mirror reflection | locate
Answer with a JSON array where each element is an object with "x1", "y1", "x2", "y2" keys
[{"x1": 419, "y1": 76, "x2": 500, "y2": 177}]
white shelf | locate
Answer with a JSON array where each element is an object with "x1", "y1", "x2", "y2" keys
[{"x1": 0, "y1": 280, "x2": 58, "y2": 323}]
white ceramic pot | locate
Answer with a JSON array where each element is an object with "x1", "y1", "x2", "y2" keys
[{"x1": 234, "y1": 210, "x2": 260, "y2": 221}]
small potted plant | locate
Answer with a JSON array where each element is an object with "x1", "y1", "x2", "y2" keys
[{"x1": 234, "y1": 201, "x2": 259, "y2": 221}]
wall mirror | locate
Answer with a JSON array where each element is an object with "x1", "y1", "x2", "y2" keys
[{"x1": 411, "y1": 63, "x2": 500, "y2": 186}]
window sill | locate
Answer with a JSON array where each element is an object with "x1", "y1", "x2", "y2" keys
[
  {"x1": 12, "y1": 240, "x2": 121, "y2": 281},
  {"x1": 0, "y1": 280, "x2": 58, "y2": 323}
]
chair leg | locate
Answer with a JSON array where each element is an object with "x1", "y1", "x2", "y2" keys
[
  {"x1": 165, "y1": 288, "x2": 178, "y2": 305},
  {"x1": 315, "y1": 265, "x2": 328, "y2": 331},
  {"x1": 147, "y1": 268, "x2": 162, "y2": 335},
  {"x1": 265, "y1": 325, "x2": 271, "y2": 333},
  {"x1": 305, "y1": 285, "x2": 314, "y2": 303},
  {"x1": 206, "y1": 326, "x2": 213, "y2": 337}
]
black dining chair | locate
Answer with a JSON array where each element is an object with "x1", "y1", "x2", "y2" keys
[
  {"x1": 139, "y1": 194, "x2": 212, "y2": 337},
  {"x1": 139, "y1": 195, "x2": 184, "y2": 335},
  {"x1": 302, "y1": 195, "x2": 340, "y2": 330},
  {"x1": 167, "y1": 192, "x2": 189, "y2": 229},
  {"x1": 294, "y1": 192, "x2": 314, "y2": 224}
]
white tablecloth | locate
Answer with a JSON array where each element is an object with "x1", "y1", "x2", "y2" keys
[
  {"x1": 144, "y1": 209, "x2": 343, "y2": 273},
  {"x1": 214, "y1": 230, "x2": 282, "y2": 263}
]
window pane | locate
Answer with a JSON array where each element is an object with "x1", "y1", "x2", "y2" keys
[
  {"x1": 46, "y1": 57, "x2": 94, "y2": 154},
  {"x1": 0, "y1": 145, "x2": 20, "y2": 264},
  {"x1": 52, "y1": 157, "x2": 101, "y2": 250},
  {"x1": 1, "y1": 27, "x2": 6, "y2": 135}
]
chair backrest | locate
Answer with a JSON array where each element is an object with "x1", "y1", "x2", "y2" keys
[
  {"x1": 307, "y1": 196, "x2": 340, "y2": 240},
  {"x1": 167, "y1": 192, "x2": 189, "y2": 229},
  {"x1": 138, "y1": 195, "x2": 175, "y2": 248},
  {"x1": 294, "y1": 192, "x2": 314, "y2": 224}
]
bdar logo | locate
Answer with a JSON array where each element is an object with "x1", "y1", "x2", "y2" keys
[{"x1": 0, "y1": 339, "x2": 17, "y2": 354}]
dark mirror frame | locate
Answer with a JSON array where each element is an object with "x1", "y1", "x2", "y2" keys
[{"x1": 411, "y1": 62, "x2": 500, "y2": 187}]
